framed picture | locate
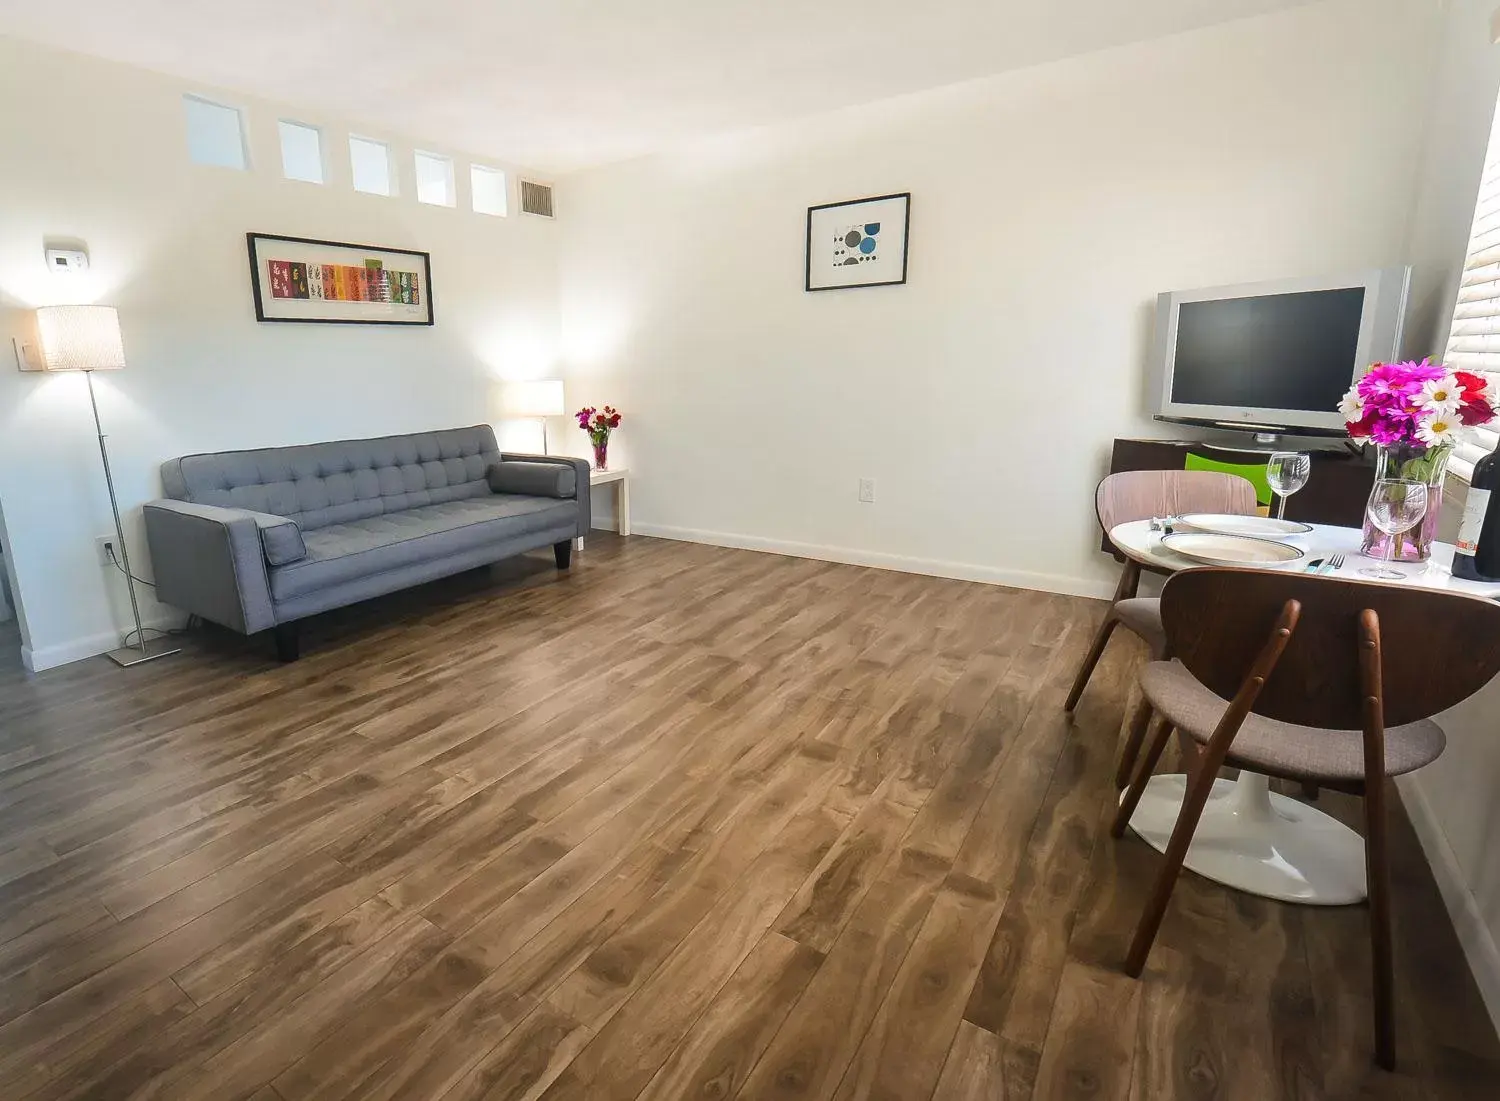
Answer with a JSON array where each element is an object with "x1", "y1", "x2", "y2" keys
[
  {"x1": 246, "y1": 232, "x2": 434, "y2": 325},
  {"x1": 805, "y1": 192, "x2": 911, "y2": 292}
]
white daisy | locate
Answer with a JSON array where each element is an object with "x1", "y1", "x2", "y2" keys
[
  {"x1": 1337, "y1": 386, "x2": 1364, "y2": 421},
  {"x1": 1416, "y1": 374, "x2": 1464, "y2": 416},
  {"x1": 1417, "y1": 410, "x2": 1460, "y2": 447}
]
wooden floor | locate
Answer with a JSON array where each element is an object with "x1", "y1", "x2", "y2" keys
[{"x1": 0, "y1": 534, "x2": 1496, "y2": 1101}]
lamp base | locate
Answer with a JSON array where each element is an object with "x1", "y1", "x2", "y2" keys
[{"x1": 105, "y1": 642, "x2": 182, "y2": 668}]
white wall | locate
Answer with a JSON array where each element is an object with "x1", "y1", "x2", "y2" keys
[
  {"x1": 556, "y1": 0, "x2": 1440, "y2": 597},
  {"x1": 1396, "y1": 0, "x2": 1500, "y2": 1035},
  {"x1": 0, "y1": 36, "x2": 562, "y2": 670}
]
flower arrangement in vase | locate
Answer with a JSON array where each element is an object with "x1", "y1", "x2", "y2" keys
[
  {"x1": 576, "y1": 406, "x2": 622, "y2": 470},
  {"x1": 1339, "y1": 360, "x2": 1495, "y2": 562}
]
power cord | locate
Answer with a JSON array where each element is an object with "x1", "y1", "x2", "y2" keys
[
  {"x1": 104, "y1": 543, "x2": 157, "y2": 589},
  {"x1": 122, "y1": 618, "x2": 198, "y2": 648},
  {"x1": 103, "y1": 545, "x2": 199, "y2": 645}
]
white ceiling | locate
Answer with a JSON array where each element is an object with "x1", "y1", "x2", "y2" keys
[{"x1": 0, "y1": 0, "x2": 1323, "y2": 174}]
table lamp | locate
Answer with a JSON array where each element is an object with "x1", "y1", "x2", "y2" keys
[
  {"x1": 500, "y1": 379, "x2": 565, "y2": 454},
  {"x1": 35, "y1": 305, "x2": 179, "y2": 667}
]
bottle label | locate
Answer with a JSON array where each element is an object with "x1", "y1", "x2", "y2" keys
[{"x1": 1456, "y1": 488, "x2": 1492, "y2": 555}]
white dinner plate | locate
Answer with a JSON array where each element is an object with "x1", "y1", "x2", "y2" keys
[
  {"x1": 1160, "y1": 532, "x2": 1307, "y2": 566},
  {"x1": 1175, "y1": 513, "x2": 1313, "y2": 537}
]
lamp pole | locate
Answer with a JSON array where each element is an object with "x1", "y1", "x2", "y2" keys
[{"x1": 86, "y1": 371, "x2": 178, "y2": 667}]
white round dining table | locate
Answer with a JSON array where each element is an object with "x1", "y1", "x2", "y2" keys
[{"x1": 1107, "y1": 519, "x2": 1500, "y2": 906}]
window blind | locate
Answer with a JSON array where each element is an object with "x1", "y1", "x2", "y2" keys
[{"x1": 1444, "y1": 103, "x2": 1500, "y2": 479}]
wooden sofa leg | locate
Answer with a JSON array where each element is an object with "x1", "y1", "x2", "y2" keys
[
  {"x1": 554, "y1": 540, "x2": 573, "y2": 570},
  {"x1": 273, "y1": 623, "x2": 300, "y2": 663}
]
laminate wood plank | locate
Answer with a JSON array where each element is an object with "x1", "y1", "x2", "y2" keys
[
  {"x1": 0, "y1": 841, "x2": 58, "y2": 889},
  {"x1": 265, "y1": 700, "x2": 795, "y2": 1100},
  {"x1": 931, "y1": 1020, "x2": 1010, "y2": 1101},
  {"x1": 635, "y1": 933, "x2": 825, "y2": 1101},
  {"x1": 0, "y1": 536, "x2": 1489, "y2": 1101},
  {"x1": 830, "y1": 880, "x2": 1008, "y2": 1101},
  {"x1": 149, "y1": 912, "x2": 453, "y2": 1101},
  {"x1": 18, "y1": 896, "x2": 413, "y2": 1101},
  {"x1": 342, "y1": 843, "x2": 695, "y2": 1101},
  {"x1": 531, "y1": 809, "x2": 848, "y2": 1101},
  {"x1": 0, "y1": 850, "x2": 350, "y2": 1071},
  {"x1": 772, "y1": 784, "x2": 916, "y2": 954},
  {"x1": 733, "y1": 844, "x2": 953, "y2": 1101},
  {"x1": 1030, "y1": 961, "x2": 1141, "y2": 1101},
  {"x1": 8, "y1": 978, "x2": 194, "y2": 1100}
]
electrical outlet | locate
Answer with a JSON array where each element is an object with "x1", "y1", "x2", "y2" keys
[
  {"x1": 96, "y1": 535, "x2": 118, "y2": 567},
  {"x1": 858, "y1": 478, "x2": 876, "y2": 504}
]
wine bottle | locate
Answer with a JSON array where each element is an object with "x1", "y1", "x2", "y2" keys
[{"x1": 1453, "y1": 449, "x2": 1500, "y2": 581}]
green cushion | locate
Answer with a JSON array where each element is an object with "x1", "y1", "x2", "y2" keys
[{"x1": 1184, "y1": 453, "x2": 1274, "y2": 506}]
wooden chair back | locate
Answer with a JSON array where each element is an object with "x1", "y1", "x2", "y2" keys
[
  {"x1": 1160, "y1": 568, "x2": 1500, "y2": 729},
  {"x1": 1095, "y1": 470, "x2": 1259, "y2": 533}
]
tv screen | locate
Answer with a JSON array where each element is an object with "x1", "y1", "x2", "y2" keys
[{"x1": 1170, "y1": 288, "x2": 1366, "y2": 414}]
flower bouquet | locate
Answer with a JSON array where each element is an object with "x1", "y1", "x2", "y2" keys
[
  {"x1": 577, "y1": 405, "x2": 622, "y2": 470},
  {"x1": 1339, "y1": 360, "x2": 1495, "y2": 561}
]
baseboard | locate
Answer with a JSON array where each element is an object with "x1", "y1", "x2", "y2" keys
[
  {"x1": 21, "y1": 615, "x2": 183, "y2": 673},
  {"x1": 1396, "y1": 772, "x2": 1500, "y2": 1035},
  {"x1": 631, "y1": 522, "x2": 1117, "y2": 600}
]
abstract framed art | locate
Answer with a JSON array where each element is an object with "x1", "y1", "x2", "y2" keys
[
  {"x1": 804, "y1": 192, "x2": 910, "y2": 292},
  {"x1": 246, "y1": 232, "x2": 434, "y2": 325}
]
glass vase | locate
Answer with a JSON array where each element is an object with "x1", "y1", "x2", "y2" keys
[
  {"x1": 592, "y1": 437, "x2": 609, "y2": 471},
  {"x1": 1360, "y1": 443, "x2": 1450, "y2": 563}
]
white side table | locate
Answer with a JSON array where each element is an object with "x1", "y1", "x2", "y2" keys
[{"x1": 578, "y1": 467, "x2": 629, "y2": 549}]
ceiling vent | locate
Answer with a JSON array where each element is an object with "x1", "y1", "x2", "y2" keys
[{"x1": 519, "y1": 179, "x2": 555, "y2": 219}]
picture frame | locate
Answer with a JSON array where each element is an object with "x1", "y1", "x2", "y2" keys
[
  {"x1": 805, "y1": 192, "x2": 911, "y2": 292},
  {"x1": 246, "y1": 232, "x2": 434, "y2": 325}
]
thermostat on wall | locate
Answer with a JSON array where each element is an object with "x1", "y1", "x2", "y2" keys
[{"x1": 44, "y1": 248, "x2": 89, "y2": 273}]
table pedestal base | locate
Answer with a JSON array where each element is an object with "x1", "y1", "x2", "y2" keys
[{"x1": 1125, "y1": 772, "x2": 1366, "y2": 905}]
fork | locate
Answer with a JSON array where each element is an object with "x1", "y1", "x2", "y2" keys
[{"x1": 1324, "y1": 553, "x2": 1345, "y2": 575}]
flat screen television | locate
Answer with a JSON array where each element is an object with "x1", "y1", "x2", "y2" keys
[{"x1": 1150, "y1": 268, "x2": 1410, "y2": 436}]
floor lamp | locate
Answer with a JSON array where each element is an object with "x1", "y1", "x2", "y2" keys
[{"x1": 35, "y1": 305, "x2": 180, "y2": 667}]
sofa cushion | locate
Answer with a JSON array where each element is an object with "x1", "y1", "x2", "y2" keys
[
  {"x1": 250, "y1": 512, "x2": 307, "y2": 566},
  {"x1": 486, "y1": 461, "x2": 577, "y2": 499},
  {"x1": 161, "y1": 426, "x2": 502, "y2": 533},
  {"x1": 269, "y1": 495, "x2": 576, "y2": 601}
]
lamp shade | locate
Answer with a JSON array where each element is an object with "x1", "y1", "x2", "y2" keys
[
  {"x1": 501, "y1": 379, "x2": 565, "y2": 418},
  {"x1": 36, "y1": 305, "x2": 126, "y2": 371}
]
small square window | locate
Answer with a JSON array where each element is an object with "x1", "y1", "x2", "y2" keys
[
  {"x1": 183, "y1": 95, "x2": 247, "y2": 170},
  {"x1": 279, "y1": 120, "x2": 324, "y2": 184},
  {"x1": 350, "y1": 136, "x2": 394, "y2": 196},
  {"x1": 470, "y1": 165, "x2": 508, "y2": 217},
  {"x1": 415, "y1": 151, "x2": 455, "y2": 207}
]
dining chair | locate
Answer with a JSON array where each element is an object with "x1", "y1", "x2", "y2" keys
[
  {"x1": 1112, "y1": 567, "x2": 1500, "y2": 1071},
  {"x1": 1065, "y1": 469, "x2": 1259, "y2": 787}
]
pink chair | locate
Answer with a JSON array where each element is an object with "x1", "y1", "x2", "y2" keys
[{"x1": 1065, "y1": 469, "x2": 1259, "y2": 786}]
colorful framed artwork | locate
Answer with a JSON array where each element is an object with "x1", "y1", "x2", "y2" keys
[
  {"x1": 805, "y1": 192, "x2": 911, "y2": 292},
  {"x1": 246, "y1": 232, "x2": 434, "y2": 325}
]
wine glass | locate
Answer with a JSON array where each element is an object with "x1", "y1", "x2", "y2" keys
[
  {"x1": 1360, "y1": 479, "x2": 1429, "y2": 580},
  {"x1": 1266, "y1": 452, "x2": 1311, "y2": 521}
]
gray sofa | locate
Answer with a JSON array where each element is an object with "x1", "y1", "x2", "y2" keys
[{"x1": 143, "y1": 425, "x2": 589, "y2": 660}]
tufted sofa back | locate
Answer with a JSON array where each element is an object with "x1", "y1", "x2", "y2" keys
[{"x1": 160, "y1": 425, "x2": 502, "y2": 532}]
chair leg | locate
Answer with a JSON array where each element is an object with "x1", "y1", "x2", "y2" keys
[
  {"x1": 1115, "y1": 696, "x2": 1155, "y2": 790},
  {"x1": 1124, "y1": 726, "x2": 1236, "y2": 978},
  {"x1": 1065, "y1": 614, "x2": 1118, "y2": 712},
  {"x1": 1365, "y1": 776, "x2": 1396, "y2": 1071},
  {"x1": 1112, "y1": 714, "x2": 1174, "y2": 838}
]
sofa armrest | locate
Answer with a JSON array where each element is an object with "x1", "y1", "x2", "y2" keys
[
  {"x1": 496, "y1": 453, "x2": 591, "y2": 537},
  {"x1": 142, "y1": 500, "x2": 281, "y2": 634}
]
